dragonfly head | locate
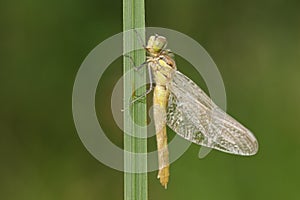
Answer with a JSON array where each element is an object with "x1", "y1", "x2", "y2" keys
[{"x1": 146, "y1": 34, "x2": 167, "y2": 55}]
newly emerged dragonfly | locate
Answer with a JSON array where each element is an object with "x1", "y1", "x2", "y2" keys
[{"x1": 131, "y1": 34, "x2": 258, "y2": 189}]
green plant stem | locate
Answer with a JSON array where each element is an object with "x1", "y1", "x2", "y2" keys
[{"x1": 123, "y1": 0, "x2": 147, "y2": 200}]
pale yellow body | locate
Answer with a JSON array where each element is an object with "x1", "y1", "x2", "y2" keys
[
  {"x1": 153, "y1": 86, "x2": 170, "y2": 188},
  {"x1": 148, "y1": 55, "x2": 176, "y2": 188}
]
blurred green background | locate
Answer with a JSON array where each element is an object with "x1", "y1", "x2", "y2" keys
[{"x1": 1, "y1": 0, "x2": 300, "y2": 199}]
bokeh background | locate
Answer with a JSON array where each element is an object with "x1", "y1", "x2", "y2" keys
[{"x1": 1, "y1": 0, "x2": 300, "y2": 199}]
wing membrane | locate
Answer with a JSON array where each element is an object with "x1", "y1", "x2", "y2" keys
[{"x1": 166, "y1": 71, "x2": 258, "y2": 155}]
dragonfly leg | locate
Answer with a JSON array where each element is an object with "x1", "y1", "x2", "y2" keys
[
  {"x1": 133, "y1": 29, "x2": 147, "y2": 49},
  {"x1": 130, "y1": 65, "x2": 154, "y2": 104},
  {"x1": 124, "y1": 54, "x2": 148, "y2": 71}
]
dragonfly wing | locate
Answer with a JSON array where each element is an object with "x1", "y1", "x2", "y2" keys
[{"x1": 166, "y1": 71, "x2": 258, "y2": 155}]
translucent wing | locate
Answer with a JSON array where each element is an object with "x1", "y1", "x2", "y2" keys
[{"x1": 166, "y1": 71, "x2": 258, "y2": 155}]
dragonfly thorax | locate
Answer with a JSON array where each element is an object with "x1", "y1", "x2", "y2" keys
[{"x1": 148, "y1": 56, "x2": 176, "y2": 87}]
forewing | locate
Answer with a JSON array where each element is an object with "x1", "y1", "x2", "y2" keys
[{"x1": 166, "y1": 71, "x2": 258, "y2": 155}]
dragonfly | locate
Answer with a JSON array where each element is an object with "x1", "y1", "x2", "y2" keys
[{"x1": 129, "y1": 33, "x2": 259, "y2": 189}]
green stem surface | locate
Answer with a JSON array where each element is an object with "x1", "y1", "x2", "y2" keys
[{"x1": 123, "y1": 0, "x2": 147, "y2": 199}]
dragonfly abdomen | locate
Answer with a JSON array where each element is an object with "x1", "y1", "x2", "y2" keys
[{"x1": 153, "y1": 85, "x2": 170, "y2": 188}]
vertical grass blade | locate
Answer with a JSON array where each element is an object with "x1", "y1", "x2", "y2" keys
[{"x1": 123, "y1": 0, "x2": 147, "y2": 200}]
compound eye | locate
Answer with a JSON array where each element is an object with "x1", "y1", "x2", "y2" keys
[{"x1": 153, "y1": 36, "x2": 167, "y2": 52}]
